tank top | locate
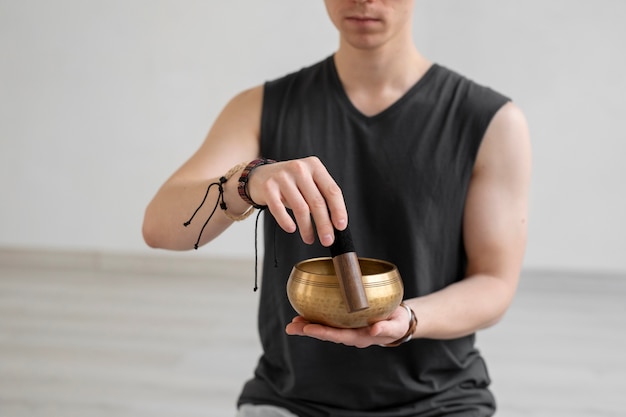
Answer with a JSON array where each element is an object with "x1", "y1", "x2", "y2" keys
[{"x1": 238, "y1": 55, "x2": 510, "y2": 416}]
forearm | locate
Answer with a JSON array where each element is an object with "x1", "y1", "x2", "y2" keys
[
  {"x1": 406, "y1": 273, "x2": 519, "y2": 340},
  {"x1": 142, "y1": 169, "x2": 251, "y2": 251},
  {"x1": 142, "y1": 86, "x2": 265, "y2": 251}
]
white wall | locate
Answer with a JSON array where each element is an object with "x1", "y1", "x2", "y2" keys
[{"x1": 1, "y1": 0, "x2": 624, "y2": 273}]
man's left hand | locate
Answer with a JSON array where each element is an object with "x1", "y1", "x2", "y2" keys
[{"x1": 285, "y1": 304, "x2": 412, "y2": 348}]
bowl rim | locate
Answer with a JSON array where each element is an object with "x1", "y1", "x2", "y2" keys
[{"x1": 292, "y1": 256, "x2": 397, "y2": 277}]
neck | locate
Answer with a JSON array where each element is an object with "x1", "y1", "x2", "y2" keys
[
  {"x1": 332, "y1": 38, "x2": 431, "y2": 116},
  {"x1": 334, "y1": 43, "x2": 427, "y2": 90}
]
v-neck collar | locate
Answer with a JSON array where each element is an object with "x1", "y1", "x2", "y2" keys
[{"x1": 327, "y1": 55, "x2": 438, "y2": 123}]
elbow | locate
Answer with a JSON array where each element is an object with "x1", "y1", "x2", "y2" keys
[
  {"x1": 142, "y1": 211, "x2": 190, "y2": 251},
  {"x1": 142, "y1": 199, "x2": 177, "y2": 249},
  {"x1": 480, "y1": 289, "x2": 517, "y2": 330},
  {"x1": 142, "y1": 220, "x2": 161, "y2": 249},
  {"x1": 481, "y1": 311, "x2": 507, "y2": 330},
  {"x1": 476, "y1": 279, "x2": 518, "y2": 332},
  {"x1": 142, "y1": 211, "x2": 169, "y2": 249}
]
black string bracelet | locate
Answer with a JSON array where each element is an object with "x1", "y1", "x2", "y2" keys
[
  {"x1": 183, "y1": 178, "x2": 224, "y2": 250},
  {"x1": 183, "y1": 162, "x2": 268, "y2": 291}
]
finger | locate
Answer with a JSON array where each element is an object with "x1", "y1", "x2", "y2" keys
[
  {"x1": 287, "y1": 319, "x2": 379, "y2": 348},
  {"x1": 369, "y1": 319, "x2": 396, "y2": 339},
  {"x1": 264, "y1": 161, "x2": 319, "y2": 243},
  {"x1": 285, "y1": 321, "x2": 307, "y2": 336},
  {"x1": 300, "y1": 323, "x2": 374, "y2": 348},
  {"x1": 282, "y1": 158, "x2": 328, "y2": 245},
  {"x1": 291, "y1": 198, "x2": 315, "y2": 245},
  {"x1": 286, "y1": 316, "x2": 317, "y2": 336},
  {"x1": 295, "y1": 182, "x2": 333, "y2": 246},
  {"x1": 262, "y1": 179, "x2": 298, "y2": 234},
  {"x1": 247, "y1": 162, "x2": 300, "y2": 235},
  {"x1": 265, "y1": 201, "x2": 297, "y2": 234},
  {"x1": 290, "y1": 316, "x2": 309, "y2": 323},
  {"x1": 307, "y1": 163, "x2": 347, "y2": 244},
  {"x1": 321, "y1": 181, "x2": 347, "y2": 231},
  {"x1": 282, "y1": 191, "x2": 316, "y2": 245},
  {"x1": 370, "y1": 306, "x2": 410, "y2": 341},
  {"x1": 298, "y1": 323, "x2": 339, "y2": 342}
]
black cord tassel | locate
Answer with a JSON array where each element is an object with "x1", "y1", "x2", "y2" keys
[
  {"x1": 183, "y1": 178, "x2": 227, "y2": 250},
  {"x1": 253, "y1": 209, "x2": 264, "y2": 292},
  {"x1": 184, "y1": 176, "x2": 265, "y2": 292}
]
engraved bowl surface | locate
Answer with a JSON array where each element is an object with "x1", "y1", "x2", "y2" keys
[{"x1": 286, "y1": 257, "x2": 404, "y2": 328}]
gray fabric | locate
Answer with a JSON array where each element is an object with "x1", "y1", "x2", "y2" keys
[{"x1": 237, "y1": 404, "x2": 298, "y2": 417}]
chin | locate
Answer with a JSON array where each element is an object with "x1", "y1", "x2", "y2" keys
[{"x1": 343, "y1": 36, "x2": 387, "y2": 51}]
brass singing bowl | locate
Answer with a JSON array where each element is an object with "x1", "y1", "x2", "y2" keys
[{"x1": 287, "y1": 257, "x2": 404, "y2": 329}]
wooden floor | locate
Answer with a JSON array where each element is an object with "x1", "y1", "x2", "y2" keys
[{"x1": 0, "y1": 251, "x2": 624, "y2": 416}]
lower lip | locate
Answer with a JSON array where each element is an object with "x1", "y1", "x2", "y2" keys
[{"x1": 346, "y1": 17, "x2": 380, "y2": 26}]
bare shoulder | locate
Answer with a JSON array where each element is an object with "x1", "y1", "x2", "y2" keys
[
  {"x1": 474, "y1": 101, "x2": 531, "y2": 178},
  {"x1": 213, "y1": 85, "x2": 264, "y2": 134},
  {"x1": 225, "y1": 85, "x2": 264, "y2": 112},
  {"x1": 170, "y1": 85, "x2": 264, "y2": 180},
  {"x1": 203, "y1": 84, "x2": 264, "y2": 150}
]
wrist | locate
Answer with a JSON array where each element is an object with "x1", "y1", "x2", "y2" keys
[
  {"x1": 220, "y1": 162, "x2": 255, "y2": 221},
  {"x1": 384, "y1": 302, "x2": 418, "y2": 347},
  {"x1": 237, "y1": 158, "x2": 276, "y2": 208}
]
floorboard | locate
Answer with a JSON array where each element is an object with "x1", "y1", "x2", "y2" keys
[{"x1": 0, "y1": 254, "x2": 624, "y2": 416}]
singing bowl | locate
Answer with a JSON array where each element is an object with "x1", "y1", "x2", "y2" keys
[{"x1": 287, "y1": 257, "x2": 404, "y2": 329}]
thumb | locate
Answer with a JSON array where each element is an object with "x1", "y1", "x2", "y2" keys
[{"x1": 370, "y1": 305, "x2": 410, "y2": 339}]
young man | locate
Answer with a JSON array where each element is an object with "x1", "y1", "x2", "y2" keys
[{"x1": 143, "y1": 0, "x2": 531, "y2": 415}]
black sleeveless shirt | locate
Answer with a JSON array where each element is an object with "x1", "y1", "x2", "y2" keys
[{"x1": 238, "y1": 56, "x2": 509, "y2": 416}]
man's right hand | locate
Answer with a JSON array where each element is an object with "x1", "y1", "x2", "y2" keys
[{"x1": 246, "y1": 156, "x2": 348, "y2": 247}]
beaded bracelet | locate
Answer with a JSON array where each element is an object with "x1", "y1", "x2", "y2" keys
[
  {"x1": 384, "y1": 302, "x2": 418, "y2": 347},
  {"x1": 237, "y1": 158, "x2": 277, "y2": 208},
  {"x1": 220, "y1": 162, "x2": 256, "y2": 221}
]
